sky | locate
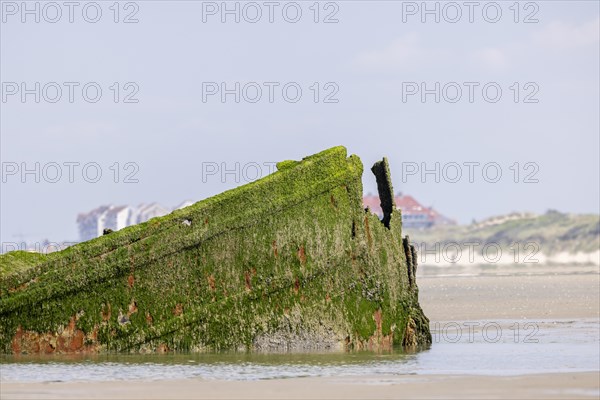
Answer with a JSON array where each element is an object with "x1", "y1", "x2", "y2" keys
[{"x1": 1, "y1": 0, "x2": 599, "y2": 245}]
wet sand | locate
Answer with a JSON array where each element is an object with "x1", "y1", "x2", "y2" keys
[
  {"x1": 418, "y1": 269, "x2": 600, "y2": 321},
  {"x1": 2, "y1": 372, "x2": 599, "y2": 400},
  {"x1": 2, "y1": 268, "x2": 599, "y2": 399}
]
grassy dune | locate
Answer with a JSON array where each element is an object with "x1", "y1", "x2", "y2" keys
[{"x1": 406, "y1": 211, "x2": 599, "y2": 256}]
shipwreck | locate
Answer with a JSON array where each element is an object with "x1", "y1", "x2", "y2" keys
[{"x1": 0, "y1": 146, "x2": 431, "y2": 354}]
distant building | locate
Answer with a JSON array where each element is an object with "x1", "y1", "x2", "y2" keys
[
  {"x1": 132, "y1": 203, "x2": 171, "y2": 224},
  {"x1": 77, "y1": 201, "x2": 196, "y2": 242},
  {"x1": 77, "y1": 205, "x2": 113, "y2": 242},
  {"x1": 105, "y1": 206, "x2": 133, "y2": 232},
  {"x1": 363, "y1": 193, "x2": 455, "y2": 229}
]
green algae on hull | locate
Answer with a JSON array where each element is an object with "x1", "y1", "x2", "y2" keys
[{"x1": 0, "y1": 146, "x2": 431, "y2": 354}]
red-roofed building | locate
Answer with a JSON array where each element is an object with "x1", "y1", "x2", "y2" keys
[{"x1": 363, "y1": 193, "x2": 455, "y2": 229}]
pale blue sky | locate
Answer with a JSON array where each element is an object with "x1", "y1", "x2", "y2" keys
[{"x1": 1, "y1": 1, "x2": 599, "y2": 243}]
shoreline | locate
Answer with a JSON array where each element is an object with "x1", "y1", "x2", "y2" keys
[
  {"x1": 2, "y1": 270, "x2": 598, "y2": 399},
  {"x1": 2, "y1": 372, "x2": 599, "y2": 400}
]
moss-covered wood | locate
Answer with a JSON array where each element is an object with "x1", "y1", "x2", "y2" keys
[{"x1": 0, "y1": 146, "x2": 430, "y2": 354}]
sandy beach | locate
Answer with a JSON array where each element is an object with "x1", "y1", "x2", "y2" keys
[
  {"x1": 418, "y1": 267, "x2": 600, "y2": 321},
  {"x1": 2, "y1": 372, "x2": 599, "y2": 400},
  {"x1": 2, "y1": 267, "x2": 599, "y2": 399}
]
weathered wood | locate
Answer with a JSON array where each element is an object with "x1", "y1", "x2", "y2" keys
[{"x1": 0, "y1": 146, "x2": 431, "y2": 353}]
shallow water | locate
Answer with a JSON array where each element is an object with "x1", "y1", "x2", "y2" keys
[{"x1": 1, "y1": 319, "x2": 598, "y2": 382}]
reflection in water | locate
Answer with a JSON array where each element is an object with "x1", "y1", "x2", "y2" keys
[{"x1": 1, "y1": 319, "x2": 598, "y2": 382}]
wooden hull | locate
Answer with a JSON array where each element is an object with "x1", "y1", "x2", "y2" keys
[{"x1": 0, "y1": 147, "x2": 431, "y2": 353}]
